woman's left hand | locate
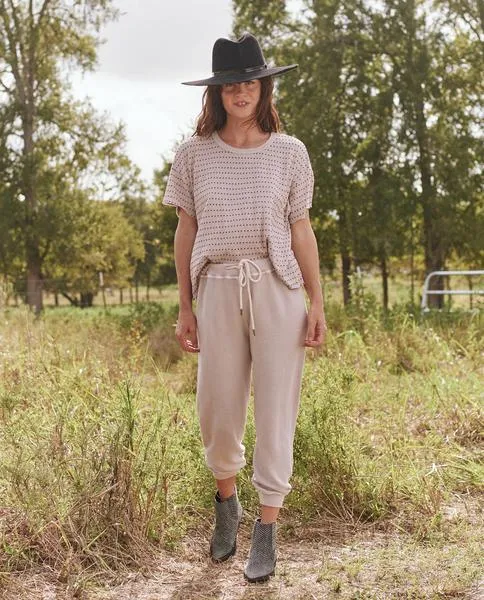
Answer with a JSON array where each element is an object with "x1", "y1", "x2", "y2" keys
[{"x1": 304, "y1": 304, "x2": 327, "y2": 348}]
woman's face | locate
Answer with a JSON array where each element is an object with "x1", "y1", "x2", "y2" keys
[{"x1": 220, "y1": 79, "x2": 261, "y2": 121}]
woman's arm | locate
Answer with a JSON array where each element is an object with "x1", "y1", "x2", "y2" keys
[
  {"x1": 174, "y1": 208, "x2": 197, "y2": 310},
  {"x1": 174, "y1": 208, "x2": 200, "y2": 352},
  {"x1": 291, "y1": 213, "x2": 327, "y2": 347}
]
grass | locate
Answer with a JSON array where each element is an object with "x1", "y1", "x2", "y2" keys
[{"x1": 0, "y1": 297, "x2": 482, "y2": 598}]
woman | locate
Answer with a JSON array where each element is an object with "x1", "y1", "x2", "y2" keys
[{"x1": 162, "y1": 32, "x2": 326, "y2": 583}]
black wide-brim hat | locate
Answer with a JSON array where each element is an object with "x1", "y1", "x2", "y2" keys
[{"x1": 181, "y1": 32, "x2": 298, "y2": 86}]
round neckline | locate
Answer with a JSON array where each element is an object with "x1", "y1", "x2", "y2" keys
[{"x1": 212, "y1": 130, "x2": 275, "y2": 153}]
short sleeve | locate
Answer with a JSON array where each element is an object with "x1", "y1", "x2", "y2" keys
[
  {"x1": 162, "y1": 146, "x2": 196, "y2": 219},
  {"x1": 287, "y1": 142, "x2": 314, "y2": 224}
]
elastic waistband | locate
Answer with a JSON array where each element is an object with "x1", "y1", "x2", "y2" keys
[
  {"x1": 201, "y1": 257, "x2": 274, "y2": 278},
  {"x1": 201, "y1": 258, "x2": 273, "y2": 336}
]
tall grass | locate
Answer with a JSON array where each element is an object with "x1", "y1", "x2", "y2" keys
[{"x1": 0, "y1": 301, "x2": 482, "y2": 585}]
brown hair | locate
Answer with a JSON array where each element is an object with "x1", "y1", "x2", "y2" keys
[{"x1": 194, "y1": 76, "x2": 281, "y2": 137}]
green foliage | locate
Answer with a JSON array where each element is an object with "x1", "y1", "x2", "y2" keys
[
  {"x1": 0, "y1": 0, "x2": 146, "y2": 311},
  {"x1": 114, "y1": 301, "x2": 177, "y2": 334},
  {"x1": 2, "y1": 0, "x2": 482, "y2": 312},
  {"x1": 231, "y1": 0, "x2": 484, "y2": 307},
  {"x1": 43, "y1": 199, "x2": 145, "y2": 303},
  {"x1": 290, "y1": 359, "x2": 383, "y2": 520},
  {"x1": 153, "y1": 161, "x2": 180, "y2": 282}
]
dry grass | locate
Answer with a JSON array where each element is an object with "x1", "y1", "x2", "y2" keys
[
  {"x1": 2, "y1": 494, "x2": 482, "y2": 599},
  {"x1": 0, "y1": 303, "x2": 482, "y2": 599}
]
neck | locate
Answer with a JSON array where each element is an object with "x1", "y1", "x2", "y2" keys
[{"x1": 218, "y1": 120, "x2": 269, "y2": 147}]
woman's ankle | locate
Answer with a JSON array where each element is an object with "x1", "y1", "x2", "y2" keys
[
  {"x1": 216, "y1": 476, "x2": 237, "y2": 500},
  {"x1": 260, "y1": 505, "x2": 280, "y2": 524}
]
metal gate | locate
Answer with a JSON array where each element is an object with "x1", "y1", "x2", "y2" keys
[{"x1": 421, "y1": 270, "x2": 484, "y2": 311}]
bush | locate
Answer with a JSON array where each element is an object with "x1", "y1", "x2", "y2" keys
[{"x1": 289, "y1": 358, "x2": 385, "y2": 521}]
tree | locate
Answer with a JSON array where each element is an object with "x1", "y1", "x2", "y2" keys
[
  {"x1": 233, "y1": 0, "x2": 396, "y2": 304},
  {"x1": 0, "y1": 97, "x2": 20, "y2": 284},
  {"x1": 376, "y1": 0, "x2": 483, "y2": 306},
  {"x1": 0, "y1": 0, "x2": 119, "y2": 312},
  {"x1": 43, "y1": 197, "x2": 145, "y2": 307},
  {"x1": 231, "y1": 0, "x2": 483, "y2": 308}
]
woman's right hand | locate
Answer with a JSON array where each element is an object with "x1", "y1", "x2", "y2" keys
[{"x1": 175, "y1": 309, "x2": 200, "y2": 353}]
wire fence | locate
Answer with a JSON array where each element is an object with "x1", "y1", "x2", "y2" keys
[
  {"x1": 0, "y1": 278, "x2": 177, "y2": 309},
  {"x1": 1, "y1": 271, "x2": 483, "y2": 311}
]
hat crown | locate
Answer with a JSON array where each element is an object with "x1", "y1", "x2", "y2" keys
[{"x1": 212, "y1": 33, "x2": 266, "y2": 74}]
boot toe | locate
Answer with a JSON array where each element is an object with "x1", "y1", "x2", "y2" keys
[
  {"x1": 210, "y1": 540, "x2": 237, "y2": 562},
  {"x1": 244, "y1": 519, "x2": 277, "y2": 583},
  {"x1": 243, "y1": 562, "x2": 275, "y2": 583},
  {"x1": 210, "y1": 491, "x2": 243, "y2": 562}
]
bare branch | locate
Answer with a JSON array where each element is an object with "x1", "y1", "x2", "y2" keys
[
  {"x1": 0, "y1": 76, "x2": 11, "y2": 94},
  {"x1": 40, "y1": 239, "x2": 51, "y2": 262},
  {"x1": 37, "y1": 0, "x2": 53, "y2": 28},
  {"x1": 27, "y1": 0, "x2": 36, "y2": 110},
  {"x1": 0, "y1": 0, "x2": 26, "y2": 106},
  {"x1": 7, "y1": 0, "x2": 27, "y2": 75},
  {"x1": 457, "y1": 12, "x2": 482, "y2": 42}
]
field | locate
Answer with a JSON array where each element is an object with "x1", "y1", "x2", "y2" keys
[
  {"x1": 0, "y1": 287, "x2": 483, "y2": 599},
  {"x1": 2, "y1": 268, "x2": 482, "y2": 312}
]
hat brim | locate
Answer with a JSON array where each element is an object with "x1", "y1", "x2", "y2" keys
[{"x1": 181, "y1": 64, "x2": 298, "y2": 86}]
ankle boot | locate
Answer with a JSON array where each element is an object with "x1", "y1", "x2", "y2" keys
[
  {"x1": 244, "y1": 518, "x2": 277, "y2": 583},
  {"x1": 210, "y1": 490, "x2": 243, "y2": 562}
]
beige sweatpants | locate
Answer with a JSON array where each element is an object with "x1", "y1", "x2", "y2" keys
[{"x1": 195, "y1": 257, "x2": 307, "y2": 508}]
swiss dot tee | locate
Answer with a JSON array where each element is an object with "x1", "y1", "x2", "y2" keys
[{"x1": 162, "y1": 130, "x2": 314, "y2": 300}]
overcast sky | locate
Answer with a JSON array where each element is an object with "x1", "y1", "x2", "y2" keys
[
  {"x1": 70, "y1": 0, "x2": 303, "y2": 183},
  {"x1": 70, "y1": 0, "x2": 233, "y2": 183}
]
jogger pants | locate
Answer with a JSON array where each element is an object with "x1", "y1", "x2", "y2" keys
[{"x1": 195, "y1": 257, "x2": 307, "y2": 508}]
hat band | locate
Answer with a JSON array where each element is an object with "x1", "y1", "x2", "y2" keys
[{"x1": 213, "y1": 63, "x2": 267, "y2": 76}]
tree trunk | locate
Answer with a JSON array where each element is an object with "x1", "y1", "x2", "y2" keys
[
  {"x1": 379, "y1": 245, "x2": 389, "y2": 312},
  {"x1": 80, "y1": 292, "x2": 94, "y2": 308},
  {"x1": 405, "y1": 0, "x2": 444, "y2": 308},
  {"x1": 421, "y1": 187, "x2": 445, "y2": 308},
  {"x1": 339, "y1": 207, "x2": 352, "y2": 306},
  {"x1": 26, "y1": 249, "x2": 42, "y2": 314},
  {"x1": 446, "y1": 272, "x2": 451, "y2": 309},
  {"x1": 24, "y1": 113, "x2": 43, "y2": 313},
  {"x1": 333, "y1": 124, "x2": 351, "y2": 306},
  {"x1": 468, "y1": 275, "x2": 473, "y2": 309},
  {"x1": 410, "y1": 217, "x2": 416, "y2": 308},
  {"x1": 61, "y1": 291, "x2": 78, "y2": 306},
  {"x1": 341, "y1": 252, "x2": 352, "y2": 306},
  {"x1": 22, "y1": 4, "x2": 43, "y2": 314}
]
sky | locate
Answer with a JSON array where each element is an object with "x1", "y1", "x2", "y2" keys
[
  {"x1": 70, "y1": 0, "x2": 234, "y2": 183},
  {"x1": 70, "y1": 0, "x2": 303, "y2": 184}
]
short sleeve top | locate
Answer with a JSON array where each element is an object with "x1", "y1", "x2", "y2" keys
[{"x1": 162, "y1": 130, "x2": 314, "y2": 300}]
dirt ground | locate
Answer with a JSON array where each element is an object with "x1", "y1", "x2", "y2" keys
[{"x1": 2, "y1": 497, "x2": 483, "y2": 600}]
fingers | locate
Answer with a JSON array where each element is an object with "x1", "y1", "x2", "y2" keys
[
  {"x1": 175, "y1": 323, "x2": 200, "y2": 353},
  {"x1": 178, "y1": 336, "x2": 200, "y2": 353},
  {"x1": 304, "y1": 316, "x2": 327, "y2": 348},
  {"x1": 189, "y1": 330, "x2": 199, "y2": 351},
  {"x1": 185, "y1": 334, "x2": 200, "y2": 352},
  {"x1": 179, "y1": 335, "x2": 199, "y2": 353},
  {"x1": 304, "y1": 320, "x2": 316, "y2": 346}
]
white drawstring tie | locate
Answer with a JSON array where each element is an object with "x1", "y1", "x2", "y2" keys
[{"x1": 225, "y1": 259, "x2": 262, "y2": 335}]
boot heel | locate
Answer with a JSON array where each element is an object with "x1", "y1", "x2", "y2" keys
[
  {"x1": 210, "y1": 490, "x2": 243, "y2": 562},
  {"x1": 244, "y1": 519, "x2": 277, "y2": 582}
]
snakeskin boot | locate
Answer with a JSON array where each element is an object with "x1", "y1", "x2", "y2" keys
[
  {"x1": 210, "y1": 490, "x2": 243, "y2": 562},
  {"x1": 244, "y1": 518, "x2": 277, "y2": 582}
]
